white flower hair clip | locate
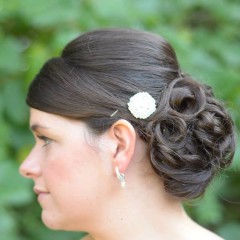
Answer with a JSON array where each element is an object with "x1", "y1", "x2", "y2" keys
[{"x1": 127, "y1": 92, "x2": 157, "y2": 119}]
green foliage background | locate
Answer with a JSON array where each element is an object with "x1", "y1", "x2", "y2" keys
[{"x1": 0, "y1": 0, "x2": 239, "y2": 239}]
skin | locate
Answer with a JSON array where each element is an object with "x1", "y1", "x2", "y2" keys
[{"x1": 20, "y1": 108, "x2": 223, "y2": 240}]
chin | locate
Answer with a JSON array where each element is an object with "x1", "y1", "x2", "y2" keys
[
  {"x1": 41, "y1": 211, "x2": 82, "y2": 231},
  {"x1": 41, "y1": 210, "x2": 64, "y2": 230}
]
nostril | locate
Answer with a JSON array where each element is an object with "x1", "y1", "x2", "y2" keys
[
  {"x1": 19, "y1": 149, "x2": 41, "y2": 178},
  {"x1": 19, "y1": 164, "x2": 28, "y2": 178},
  {"x1": 19, "y1": 161, "x2": 33, "y2": 178},
  {"x1": 19, "y1": 159, "x2": 41, "y2": 179}
]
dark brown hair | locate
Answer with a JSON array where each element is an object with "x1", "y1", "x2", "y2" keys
[{"x1": 27, "y1": 28, "x2": 236, "y2": 200}]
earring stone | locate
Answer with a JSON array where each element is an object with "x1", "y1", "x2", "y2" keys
[{"x1": 115, "y1": 167, "x2": 126, "y2": 188}]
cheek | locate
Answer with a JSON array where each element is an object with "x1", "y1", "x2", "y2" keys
[
  {"x1": 41, "y1": 145, "x2": 107, "y2": 228},
  {"x1": 40, "y1": 140, "x2": 115, "y2": 230},
  {"x1": 43, "y1": 143, "x2": 105, "y2": 205}
]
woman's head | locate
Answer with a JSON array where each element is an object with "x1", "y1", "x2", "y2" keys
[{"x1": 26, "y1": 28, "x2": 236, "y2": 200}]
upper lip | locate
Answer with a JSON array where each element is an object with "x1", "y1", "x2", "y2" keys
[{"x1": 33, "y1": 187, "x2": 49, "y2": 195}]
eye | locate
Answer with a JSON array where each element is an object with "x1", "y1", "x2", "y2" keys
[{"x1": 36, "y1": 135, "x2": 52, "y2": 147}]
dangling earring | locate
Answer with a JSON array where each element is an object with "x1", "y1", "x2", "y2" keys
[{"x1": 115, "y1": 166, "x2": 126, "y2": 188}]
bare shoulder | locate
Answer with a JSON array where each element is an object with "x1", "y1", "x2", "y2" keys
[
  {"x1": 202, "y1": 231, "x2": 223, "y2": 240},
  {"x1": 206, "y1": 231, "x2": 224, "y2": 240},
  {"x1": 186, "y1": 219, "x2": 224, "y2": 240},
  {"x1": 192, "y1": 225, "x2": 224, "y2": 240}
]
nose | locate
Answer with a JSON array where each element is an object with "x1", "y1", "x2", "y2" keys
[{"x1": 19, "y1": 148, "x2": 41, "y2": 179}]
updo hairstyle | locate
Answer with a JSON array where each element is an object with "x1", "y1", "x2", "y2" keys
[{"x1": 27, "y1": 28, "x2": 236, "y2": 200}]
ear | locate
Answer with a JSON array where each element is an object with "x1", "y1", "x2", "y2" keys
[{"x1": 109, "y1": 119, "x2": 136, "y2": 173}]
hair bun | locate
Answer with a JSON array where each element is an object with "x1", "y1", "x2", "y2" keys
[{"x1": 146, "y1": 75, "x2": 236, "y2": 200}]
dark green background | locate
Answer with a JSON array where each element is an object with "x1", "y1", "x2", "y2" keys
[{"x1": 0, "y1": 0, "x2": 239, "y2": 239}]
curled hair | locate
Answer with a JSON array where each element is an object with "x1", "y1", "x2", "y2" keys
[
  {"x1": 145, "y1": 76, "x2": 235, "y2": 199},
  {"x1": 27, "y1": 28, "x2": 236, "y2": 200}
]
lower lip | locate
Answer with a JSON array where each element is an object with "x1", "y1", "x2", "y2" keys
[{"x1": 38, "y1": 193, "x2": 49, "y2": 201}]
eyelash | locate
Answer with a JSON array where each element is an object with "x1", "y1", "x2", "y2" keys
[{"x1": 36, "y1": 135, "x2": 52, "y2": 147}]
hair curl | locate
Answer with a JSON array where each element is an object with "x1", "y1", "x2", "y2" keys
[
  {"x1": 27, "y1": 28, "x2": 236, "y2": 200},
  {"x1": 145, "y1": 76, "x2": 235, "y2": 199}
]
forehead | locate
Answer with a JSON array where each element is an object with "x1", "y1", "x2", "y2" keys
[
  {"x1": 29, "y1": 108, "x2": 87, "y2": 134},
  {"x1": 30, "y1": 108, "x2": 66, "y2": 126}
]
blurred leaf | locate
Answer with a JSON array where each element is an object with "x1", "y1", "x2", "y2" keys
[
  {"x1": 0, "y1": 118, "x2": 11, "y2": 146},
  {"x1": 50, "y1": 29, "x2": 81, "y2": 55},
  {"x1": 90, "y1": 0, "x2": 128, "y2": 17},
  {"x1": 0, "y1": 0, "x2": 21, "y2": 20},
  {"x1": 217, "y1": 222, "x2": 240, "y2": 240},
  {"x1": 18, "y1": 0, "x2": 82, "y2": 28},
  {"x1": 186, "y1": 178, "x2": 223, "y2": 225},
  {"x1": 0, "y1": 161, "x2": 33, "y2": 206},
  {"x1": 24, "y1": 42, "x2": 53, "y2": 85},
  {"x1": 232, "y1": 138, "x2": 240, "y2": 170},
  {"x1": 0, "y1": 206, "x2": 18, "y2": 240},
  {"x1": 32, "y1": 228, "x2": 85, "y2": 240},
  {"x1": 2, "y1": 81, "x2": 28, "y2": 125},
  {"x1": 0, "y1": 34, "x2": 26, "y2": 77},
  {"x1": 89, "y1": 0, "x2": 134, "y2": 24}
]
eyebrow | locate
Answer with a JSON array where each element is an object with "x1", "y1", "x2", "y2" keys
[{"x1": 30, "y1": 124, "x2": 49, "y2": 132}]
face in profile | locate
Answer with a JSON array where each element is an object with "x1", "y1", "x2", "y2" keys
[{"x1": 19, "y1": 108, "x2": 114, "y2": 230}]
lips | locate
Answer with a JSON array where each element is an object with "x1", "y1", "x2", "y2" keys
[
  {"x1": 33, "y1": 187, "x2": 49, "y2": 201},
  {"x1": 33, "y1": 187, "x2": 49, "y2": 195}
]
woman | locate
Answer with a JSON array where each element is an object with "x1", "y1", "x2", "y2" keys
[{"x1": 20, "y1": 28, "x2": 235, "y2": 240}]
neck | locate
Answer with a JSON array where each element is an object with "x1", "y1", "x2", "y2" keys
[{"x1": 85, "y1": 177, "x2": 191, "y2": 240}]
